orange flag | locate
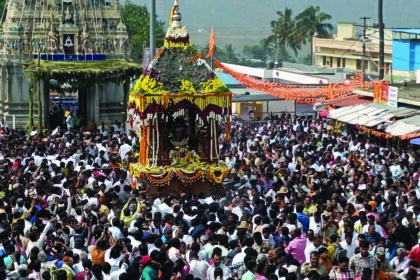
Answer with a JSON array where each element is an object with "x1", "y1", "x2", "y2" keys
[{"x1": 206, "y1": 25, "x2": 216, "y2": 58}]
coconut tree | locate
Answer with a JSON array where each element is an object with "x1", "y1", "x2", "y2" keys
[
  {"x1": 296, "y1": 5, "x2": 333, "y2": 64},
  {"x1": 269, "y1": 7, "x2": 302, "y2": 63}
]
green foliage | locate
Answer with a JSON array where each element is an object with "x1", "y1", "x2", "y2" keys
[
  {"x1": 262, "y1": 5, "x2": 332, "y2": 64},
  {"x1": 299, "y1": 54, "x2": 313, "y2": 65},
  {"x1": 269, "y1": 7, "x2": 302, "y2": 60},
  {"x1": 296, "y1": 6, "x2": 333, "y2": 43},
  {"x1": 214, "y1": 44, "x2": 240, "y2": 64},
  {"x1": 133, "y1": 46, "x2": 228, "y2": 94},
  {"x1": 0, "y1": 0, "x2": 5, "y2": 29},
  {"x1": 23, "y1": 59, "x2": 142, "y2": 91},
  {"x1": 243, "y1": 44, "x2": 266, "y2": 62},
  {"x1": 242, "y1": 39, "x2": 295, "y2": 65},
  {"x1": 122, "y1": 1, "x2": 166, "y2": 63}
]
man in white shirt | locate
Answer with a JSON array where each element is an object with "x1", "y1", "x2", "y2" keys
[
  {"x1": 189, "y1": 251, "x2": 209, "y2": 279},
  {"x1": 207, "y1": 251, "x2": 230, "y2": 280},
  {"x1": 108, "y1": 218, "x2": 124, "y2": 239},
  {"x1": 309, "y1": 213, "x2": 322, "y2": 235},
  {"x1": 168, "y1": 238, "x2": 181, "y2": 263},
  {"x1": 340, "y1": 232, "x2": 357, "y2": 259},
  {"x1": 232, "y1": 199, "x2": 249, "y2": 220},
  {"x1": 304, "y1": 234, "x2": 323, "y2": 262},
  {"x1": 119, "y1": 139, "x2": 132, "y2": 159},
  {"x1": 362, "y1": 215, "x2": 383, "y2": 234}
]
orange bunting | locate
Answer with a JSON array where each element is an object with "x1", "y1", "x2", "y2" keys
[
  {"x1": 215, "y1": 60, "x2": 378, "y2": 104},
  {"x1": 356, "y1": 125, "x2": 420, "y2": 140}
]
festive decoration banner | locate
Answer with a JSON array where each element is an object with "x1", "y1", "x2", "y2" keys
[{"x1": 215, "y1": 61, "x2": 375, "y2": 104}]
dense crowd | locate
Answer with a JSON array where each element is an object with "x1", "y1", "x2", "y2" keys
[{"x1": 0, "y1": 113, "x2": 419, "y2": 280}]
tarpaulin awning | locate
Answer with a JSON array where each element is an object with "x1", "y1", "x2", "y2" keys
[
  {"x1": 328, "y1": 103, "x2": 420, "y2": 128},
  {"x1": 385, "y1": 115, "x2": 420, "y2": 136},
  {"x1": 410, "y1": 138, "x2": 420, "y2": 145},
  {"x1": 326, "y1": 95, "x2": 372, "y2": 107},
  {"x1": 328, "y1": 105, "x2": 366, "y2": 119}
]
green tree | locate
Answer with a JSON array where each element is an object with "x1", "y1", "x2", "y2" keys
[
  {"x1": 0, "y1": 0, "x2": 6, "y2": 29},
  {"x1": 213, "y1": 44, "x2": 240, "y2": 64},
  {"x1": 296, "y1": 6, "x2": 333, "y2": 63},
  {"x1": 269, "y1": 8, "x2": 302, "y2": 63},
  {"x1": 243, "y1": 42, "x2": 267, "y2": 62},
  {"x1": 121, "y1": 1, "x2": 165, "y2": 63},
  {"x1": 242, "y1": 37, "x2": 297, "y2": 66}
]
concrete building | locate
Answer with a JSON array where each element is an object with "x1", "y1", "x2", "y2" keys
[
  {"x1": 392, "y1": 29, "x2": 420, "y2": 80},
  {"x1": 313, "y1": 22, "x2": 393, "y2": 76}
]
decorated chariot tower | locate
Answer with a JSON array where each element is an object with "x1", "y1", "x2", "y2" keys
[{"x1": 128, "y1": 0, "x2": 231, "y2": 193}]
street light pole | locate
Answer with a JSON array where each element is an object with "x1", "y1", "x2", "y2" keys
[
  {"x1": 360, "y1": 16, "x2": 370, "y2": 73},
  {"x1": 378, "y1": 0, "x2": 385, "y2": 79},
  {"x1": 150, "y1": 0, "x2": 156, "y2": 61}
]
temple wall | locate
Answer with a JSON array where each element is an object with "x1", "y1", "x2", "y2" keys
[
  {"x1": 98, "y1": 82, "x2": 125, "y2": 126},
  {"x1": 0, "y1": 64, "x2": 31, "y2": 129},
  {"x1": 0, "y1": 62, "x2": 126, "y2": 129}
]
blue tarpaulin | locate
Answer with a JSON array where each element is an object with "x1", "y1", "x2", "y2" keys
[{"x1": 410, "y1": 138, "x2": 420, "y2": 145}]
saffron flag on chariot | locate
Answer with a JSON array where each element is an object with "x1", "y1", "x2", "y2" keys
[{"x1": 206, "y1": 25, "x2": 216, "y2": 58}]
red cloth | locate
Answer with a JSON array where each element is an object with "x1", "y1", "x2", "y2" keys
[{"x1": 408, "y1": 244, "x2": 420, "y2": 264}]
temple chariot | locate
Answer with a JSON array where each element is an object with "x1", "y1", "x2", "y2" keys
[{"x1": 128, "y1": 0, "x2": 231, "y2": 193}]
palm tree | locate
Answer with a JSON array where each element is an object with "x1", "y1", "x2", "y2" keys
[
  {"x1": 269, "y1": 8, "x2": 302, "y2": 63},
  {"x1": 296, "y1": 6, "x2": 333, "y2": 64}
]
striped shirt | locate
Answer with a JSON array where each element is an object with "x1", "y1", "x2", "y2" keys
[{"x1": 329, "y1": 268, "x2": 355, "y2": 280}]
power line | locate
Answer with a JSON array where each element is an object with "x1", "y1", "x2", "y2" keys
[{"x1": 360, "y1": 16, "x2": 371, "y2": 72}]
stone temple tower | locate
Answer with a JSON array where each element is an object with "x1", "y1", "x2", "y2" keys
[
  {"x1": 0, "y1": 0, "x2": 137, "y2": 129},
  {"x1": 1, "y1": 0, "x2": 128, "y2": 55}
]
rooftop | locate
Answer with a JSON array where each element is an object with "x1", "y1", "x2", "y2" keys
[
  {"x1": 231, "y1": 88, "x2": 280, "y2": 102},
  {"x1": 354, "y1": 85, "x2": 420, "y2": 107},
  {"x1": 392, "y1": 28, "x2": 420, "y2": 35}
]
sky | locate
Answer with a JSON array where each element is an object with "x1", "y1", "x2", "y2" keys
[{"x1": 132, "y1": 0, "x2": 420, "y2": 51}]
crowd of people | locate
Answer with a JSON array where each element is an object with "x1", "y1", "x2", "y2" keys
[{"x1": 0, "y1": 112, "x2": 419, "y2": 280}]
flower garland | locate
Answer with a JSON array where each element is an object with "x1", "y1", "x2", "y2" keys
[
  {"x1": 215, "y1": 60, "x2": 371, "y2": 103},
  {"x1": 129, "y1": 164, "x2": 229, "y2": 185},
  {"x1": 140, "y1": 127, "x2": 148, "y2": 166},
  {"x1": 205, "y1": 167, "x2": 229, "y2": 184},
  {"x1": 356, "y1": 125, "x2": 420, "y2": 140},
  {"x1": 144, "y1": 169, "x2": 174, "y2": 185},
  {"x1": 175, "y1": 169, "x2": 202, "y2": 183}
]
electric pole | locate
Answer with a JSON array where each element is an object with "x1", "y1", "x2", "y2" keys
[
  {"x1": 378, "y1": 0, "x2": 385, "y2": 79},
  {"x1": 360, "y1": 16, "x2": 370, "y2": 73},
  {"x1": 150, "y1": 0, "x2": 156, "y2": 61}
]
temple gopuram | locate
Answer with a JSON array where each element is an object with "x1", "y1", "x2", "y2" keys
[{"x1": 0, "y1": 0, "x2": 140, "y2": 128}]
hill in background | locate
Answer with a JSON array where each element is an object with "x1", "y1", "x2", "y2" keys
[{"x1": 133, "y1": 0, "x2": 420, "y2": 52}]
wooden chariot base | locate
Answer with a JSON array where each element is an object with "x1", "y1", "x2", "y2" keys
[
  {"x1": 145, "y1": 177, "x2": 219, "y2": 196},
  {"x1": 130, "y1": 163, "x2": 228, "y2": 196}
]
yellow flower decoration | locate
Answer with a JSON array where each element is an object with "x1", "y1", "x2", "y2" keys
[
  {"x1": 180, "y1": 80, "x2": 195, "y2": 94},
  {"x1": 133, "y1": 78, "x2": 142, "y2": 93},
  {"x1": 134, "y1": 75, "x2": 166, "y2": 94},
  {"x1": 200, "y1": 77, "x2": 229, "y2": 94}
]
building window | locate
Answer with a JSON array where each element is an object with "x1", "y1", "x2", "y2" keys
[
  {"x1": 322, "y1": 56, "x2": 326, "y2": 66},
  {"x1": 337, "y1": 58, "x2": 341, "y2": 68},
  {"x1": 329, "y1": 57, "x2": 333, "y2": 67},
  {"x1": 343, "y1": 58, "x2": 346, "y2": 68},
  {"x1": 356, "y1": 59, "x2": 361, "y2": 70}
]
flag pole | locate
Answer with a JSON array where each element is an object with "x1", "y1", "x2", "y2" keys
[{"x1": 206, "y1": 24, "x2": 216, "y2": 69}]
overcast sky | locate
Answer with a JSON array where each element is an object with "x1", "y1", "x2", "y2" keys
[{"x1": 132, "y1": 0, "x2": 420, "y2": 50}]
